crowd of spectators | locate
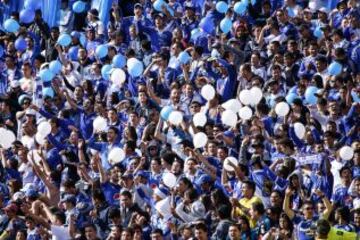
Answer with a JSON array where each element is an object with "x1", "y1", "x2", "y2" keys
[{"x1": 0, "y1": 0, "x2": 359, "y2": 239}]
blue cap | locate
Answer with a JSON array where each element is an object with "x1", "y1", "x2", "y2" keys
[
  {"x1": 223, "y1": 130, "x2": 235, "y2": 138},
  {"x1": 25, "y1": 189, "x2": 39, "y2": 198},
  {"x1": 76, "y1": 202, "x2": 93, "y2": 214},
  {"x1": 135, "y1": 170, "x2": 148, "y2": 179},
  {"x1": 61, "y1": 194, "x2": 76, "y2": 204},
  {"x1": 195, "y1": 174, "x2": 213, "y2": 186},
  {"x1": 71, "y1": 31, "x2": 80, "y2": 39}
]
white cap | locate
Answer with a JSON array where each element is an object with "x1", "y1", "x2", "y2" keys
[
  {"x1": 25, "y1": 109, "x2": 36, "y2": 116},
  {"x1": 318, "y1": 7, "x2": 329, "y2": 14}
]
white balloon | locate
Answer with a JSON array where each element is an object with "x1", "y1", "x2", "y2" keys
[
  {"x1": 135, "y1": 148, "x2": 142, "y2": 157},
  {"x1": 294, "y1": 122, "x2": 306, "y2": 139},
  {"x1": 0, "y1": 130, "x2": 16, "y2": 149},
  {"x1": 275, "y1": 102, "x2": 290, "y2": 117},
  {"x1": 224, "y1": 156, "x2": 238, "y2": 171},
  {"x1": 35, "y1": 132, "x2": 46, "y2": 145},
  {"x1": 28, "y1": 150, "x2": 42, "y2": 164},
  {"x1": 193, "y1": 112, "x2": 207, "y2": 127},
  {"x1": 93, "y1": 117, "x2": 107, "y2": 132},
  {"x1": 339, "y1": 146, "x2": 354, "y2": 161},
  {"x1": 221, "y1": 110, "x2": 237, "y2": 127},
  {"x1": 238, "y1": 106, "x2": 253, "y2": 120},
  {"x1": 201, "y1": 84, "x2": 215, "y2": 101},
  {"x1": 222, "y1": 99, "x2": 241, "y2": 113},
  {"x1": 0, "y1": 128, "x2": 7, "y2": 148},
  {"x1": 193, "y1": 132, "x2": 208, "y2": 149},
  {"x1": 37, "y1": 121, "x2": 51, "y2": 136},
  {"x1": 110, "y1": 68, "x2": 126, "y2": 86},
  {"x1": 239, "y1": 89, "x2": 252, "y2": 105},
  {"x1": 155, "y1": 198, "x2": 172, "y2": 219},
  {"x1": 163, "y1": 172, "x2": 177, "y2": 188},
  {"x1": 250, "y1": 87, "x2": 263, "y2": 105},
  {"x1": 108, "y1": 147, "x2": 125, "y2": 164},
  {"x1": 168, "y1": 111, "x2": 183, "y2": 125},
  {"x1": 188, "y1": 126, "x2": 195, "y2": 137}
]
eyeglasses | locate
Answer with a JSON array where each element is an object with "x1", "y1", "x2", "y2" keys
[
  {"x1": 304, "y1": 207, "x2": 313, "y2": 211},
  {"x1": 190, "y1": 105, "x2": 200, "y2": 109}
]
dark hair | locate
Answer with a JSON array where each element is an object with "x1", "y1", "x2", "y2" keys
[
  {"x1": 151, "y1": 228, "x2": 163, "y2": 236},
  {"x1": 243, "y1": 180, "x2": 256, "y2": 193},
  {"x1": 92, "y1": 188, "x2": 106, "y2": 202},
  {"x1": 194, "y1": 222, "x2": 207, "y2": 232},
  {"x1": 336, "y1": 206, "x2": 351, "y2": 223},
  {"x1": 185, "y1": 188, "x2": 198, "y2": 202},
  {"x1": 252, "y1": 201, "x2": 265, "y2": 215},
  {"x1": 108, "y1": 207, "x2": 121, "y2": 219},
  {"x1": 120, "y1": 190, "x2": 132, "y2": 199}
]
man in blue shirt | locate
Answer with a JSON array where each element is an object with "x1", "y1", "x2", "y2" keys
[{"x1": 283, "y1": 187, "x2": 332, "y2": 240}]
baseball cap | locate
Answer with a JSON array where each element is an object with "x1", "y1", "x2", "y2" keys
[
  {"x1": 223, "y1": 130, "x2": 235, "y2": 138},
  {"x1": 195, "y1": 174, "x2": 213, "y2": 186},
  {"x1": 25, "y1": 188, "x2": 39, "y2": 198},
  {"x1": 71, "y1": 31, "x2": 80, "y2": 39},
  {"x1": 60, "y1": 194, "x2": 76, "y2": 204},
  {"x1": 134, "y1": 170, "x2": 148, "y2": 179},
  {"x1": 318, "y1": 7, "x2": 329, "y2": 14},
  {"x1": 25, "y1": 109, "x2": 36, "y2": 116},
  {"x1": 134, "y1": 3, "x2": 143, "y2": 9},
  {"x1": 76, "y1": 202, "x2": 93, "y2": 214}
]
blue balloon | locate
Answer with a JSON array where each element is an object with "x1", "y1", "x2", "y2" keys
[
  {"x1": 328, "y1": 61, "x2": 342, "y2": 76},
  {"x1": 4, "y1": 19, "x2": 20, "y2": 33},
  {"x1": 112, "y1": 54, "x2": 126, "y2": 68},
  {"x1": 216, "y1": 1, "x2": 228, "y2": 13},
  {"x1": 199, "y1": 17, "x2": 214, "y2": 35},
  {"x1": 153, "y1": 0, "x2": 165, "y2": 11},
  {"x1": 24, "y1": 0, "x2": 41, "y2": 10},
  {"x1": 191, "y1": 28, "x2": 201, "y2": 40},
  {"x1": 43, "y1": 87, "x2": 55, "y2": 98},
  {"x1": 220, "y1": 18, "x2": 232, "y2": 34},
  {"x1": 166, "y1": 5, "x2": 174, "y2": 16},
  {"x1": 49, "y1": 60, "x2": 62, "y2": 74},
  {"x1": 39, "y1": 69, "x2": 54, "y2": 82},
  {"x1": 234, "y1": 1, "x2": 247, "y2": 15},
  {"x1": 287, "y1": 7, "x2": 295, "y2": 17},
  {"x1": 20, "y1": 9, "x2": 35, "y2": 24},
  {"x1": 15, "y1": 38, "x2": 27, "y2": 51},
  {"x1": 95, "y1": 45, "x2": 108, "y2": 59},
  {"x1": 80, "y1": 33, "x2": 87, "y2": 47},
  {"x1": 160, "y1": 106, "x2": 173, "y2": 120},
  {"x1": 351, "y1": 90, "x2": 360, "y2": 103},
  {"x1": 178, "y1": 51, "x2": 191, "y2": 64},
  {"x1": 68, "y1": 46, "x2": 79, "y2": 61},
  {"x1": 313, "y1": 26, "x2": 323, "y2": 39},
  {"x1": 101, "y1": 64, "x2": 112, "y2": 80},
  {"x1": 305, "y1": 86, "x2": 319, "y2": 105},
  {"x1": 57, "y1": 34, "x2": 72, "y2": 47},
  {"x1": 0, "y1": 45, "x2": 3, "y2": 58},
  {"x1": 73, "y1": 1, "x2": 86, "y2": 13},
  {"x1": 128, "y1": 60, "x2": 144, "y2": 77},
  {"x1": 286, "y1": 93, "x2": 299, "y2": 105}
]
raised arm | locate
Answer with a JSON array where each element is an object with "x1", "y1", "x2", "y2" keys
[{"x1": 283, "y1": 187, "x2": 295, "y2": 220}]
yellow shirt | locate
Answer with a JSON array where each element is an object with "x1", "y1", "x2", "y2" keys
[
  {"x1": 327, "y1": 228, "x2": 358, "y2": 240},
  {"x1": 234, "y1": 196, "x2": 262, "y2": 227}
]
